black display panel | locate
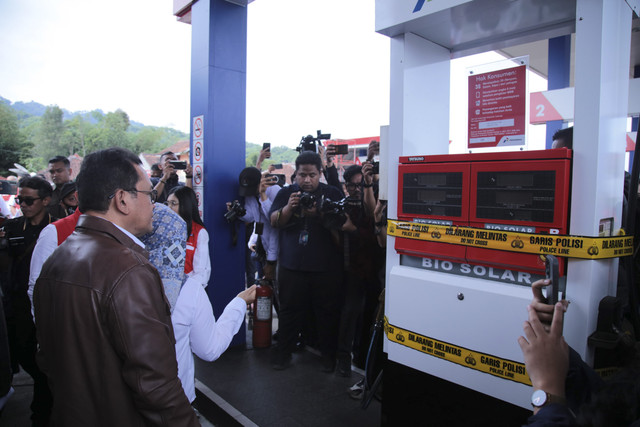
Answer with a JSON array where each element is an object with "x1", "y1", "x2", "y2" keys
[
  {"x1": 475, "y1": 170, "x2": 556, "y2": 223},
  {"x1": 402, "y1": 172, "x2": 463, "y2": 217}
]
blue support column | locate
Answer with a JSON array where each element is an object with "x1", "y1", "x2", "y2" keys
[
  {"x1": 630, "y1": 65, "x2": 640, "y2": 170},
  {"x1": 545, "y1": 35, "x2": 571, "y2": 149},
  {"x1": 190, "y1": 0, "x2": 247, "y2": 345}
]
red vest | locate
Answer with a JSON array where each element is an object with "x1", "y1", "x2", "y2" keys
[
  {"x1": 185, "y1": 222, "x2": 204, "y2": 274},
  {"x1": 55, "y1": 209, "x2": 82, "y2": 245}
]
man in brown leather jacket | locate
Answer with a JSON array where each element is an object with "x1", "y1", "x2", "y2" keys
[{"x1": 34, "y1": 147, "x2": 199, "y2": 426}]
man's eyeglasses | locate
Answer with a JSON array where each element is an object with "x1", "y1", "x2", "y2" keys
[
  {"x1": 130, "y1": 189, "x2": 157, "y2": 204},
  {"x1": 15, "y1": 196, "x2": 42, "y2": 206},
  {"x1": 345, "y1": 182, "x2": 361, "y2": 190},
  {"x1": 108, "y1": 189, "x2": 157, "y2": 204}
]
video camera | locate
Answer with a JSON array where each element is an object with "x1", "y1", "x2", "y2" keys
[
  {"x1": 317, "y1": 195, "x2": 363, "y2": 229},
  {"x1": 296, "y1": 130, "x2": 331, "y2": 153}
]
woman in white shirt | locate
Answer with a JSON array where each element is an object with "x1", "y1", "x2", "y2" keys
[
  {"x1": 167, "y1": 187, "x2": 211, "y2": 287},
  {"x1": 142, "y1": 203, "x2": 256, "y2": 403}
]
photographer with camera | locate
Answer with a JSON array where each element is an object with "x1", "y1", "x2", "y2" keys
[
  {"x1": 151, "y1": 151, "x2": 193, "y2": 204},
  {"x1": 0, "y1": 176, "x2": 54, "y2": 425},
  {"x1": 269, "y1": 151, "x2": 344, "y2": 371},
  {"x1": 335, "y1": 164, "x2": 384, "y2": 377},
  {"x1": 228, "y1": 167, "x2": 281, "y2": 281}
]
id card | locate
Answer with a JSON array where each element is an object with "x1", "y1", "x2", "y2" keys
[{"x1": 298, "y1": 230, "x2": 309, "y2": 246}]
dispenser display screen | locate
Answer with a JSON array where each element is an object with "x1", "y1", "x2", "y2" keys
[
  {"x1": 402, "y1": 172, "x2": 463, "y2": 217},
  {"x1": 475, "y1": 170, "x2": 556, "y2": 223}
]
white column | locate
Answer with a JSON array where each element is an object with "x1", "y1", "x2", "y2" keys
[{"x1": 567, "y1": 0, "x2": 632, "y2": 361}]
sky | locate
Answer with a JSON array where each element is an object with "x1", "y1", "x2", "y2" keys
[{"x1": 0, "y1": 0, "x2": 547, "y2": 150}]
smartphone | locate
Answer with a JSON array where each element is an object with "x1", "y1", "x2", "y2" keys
[
  {"x1": 272, "y1": 163, "x2": 283, "y2": 169},
  {"x1": 544, "y1": 254, "x2": 560, "y2": 305},
  {"x1": 168, "y1": 160, "x2": 187, "y2": 170},
  {"x1": 267, "y1": 174, "x2": 285, "y2": 187},
  {"x1": 334, "y1": 144, "x2": 349, "y2": 155},
  {"x1": 262, "y1": 142, "x2": 271, "y2": 151}
]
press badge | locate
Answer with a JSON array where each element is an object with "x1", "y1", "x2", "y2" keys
[{"x1": 299, "y1": 230, "x2": 309, "y2": 246}]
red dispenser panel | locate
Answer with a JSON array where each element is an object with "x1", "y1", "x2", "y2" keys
[{"x1": 397, "y1": 149, "x2": 572, "y2": 274}]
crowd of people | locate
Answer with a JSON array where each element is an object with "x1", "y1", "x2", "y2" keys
[
  {"x1": 227, "y1": 141, "x2": 386, "y2": 379},
  {"x1": 1, "y1": 134, "x2": 637, "y2": 426},
  {"x1": 0, "y1": 149, "x2": 255, "y2": 425}
]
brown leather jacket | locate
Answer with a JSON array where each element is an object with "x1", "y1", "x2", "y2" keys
[{"x1": 34, "y1": 215, "x2": 199, "y2": 426}]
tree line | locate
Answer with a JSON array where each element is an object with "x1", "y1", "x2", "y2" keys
[
  {"x1": 0, "y1": 100, "x2": 299, "y2": 177},
  {"x1": 0, "y1": 102, "x2": 188, "y2": 176}
]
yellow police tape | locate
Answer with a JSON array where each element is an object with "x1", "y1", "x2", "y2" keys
[
  {"x1": 387, "y1": 220, "x2": 633, "y2": 260},
  {"x1": 384, "y1": 317, "x2": 531, "y2": 386}
]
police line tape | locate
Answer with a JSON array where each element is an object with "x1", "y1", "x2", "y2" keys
[
  {"x1": 387, "y1": 220, "x2": 633, "y2": 260},
  {"x1": 384, "y1": 317, "x2": 531, "y2": 386}
]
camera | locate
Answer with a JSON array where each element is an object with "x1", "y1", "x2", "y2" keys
[
  {"x1": 318, "y1": 196, "x2": 363, "y2": 229},
  {"x1": 296, "y1": 130, "x2": 331, "y2": 153},
  {"x1": 169, "y1": 160, "x2": 187, "y2": 170},
  {"x1": 298, "y1": 192, "x2": 317, "y2": 210},
  {"x1": 371, "y1": 161, "x2": 380, "y2": 175},
  {"x1": 224, "y1": 200, "x2": 247, "y2": 223},
  {"x1": 0, "y1": 228, "x2": 25, "y2": 251}
]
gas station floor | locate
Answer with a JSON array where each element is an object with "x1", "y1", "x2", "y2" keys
[
  {"x1": 0, "y1": 327, "x2": 381, "y2": 427},
  {"x1": 192, "y1": 332, "x2": 381, "y2": 427}
]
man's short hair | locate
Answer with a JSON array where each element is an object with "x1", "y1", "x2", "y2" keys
[
  {"x1": 295, "y1": 151, "x2": 322, "y2": 172},
  {"x1": 18, "y1": 176, "x2": 53, "y2": 199},
  {"x1": 76, "y1": 148, "x2": 142, "y2": 213},
  {"x1": 151, "y1": 164, "x2": 161, "y2": 173},
  {"x1": 343, "y1": 165, "x2": 362, "y2": 183},
  {"x1": 160, "y1": 151, "x2": 175, "y2": 161},
  {"x1": 552, "y1": 127, "x2": 573, "y2": 149},
  {"x1": 48, "y1": 155, "x2": 70, "y2": 168}
]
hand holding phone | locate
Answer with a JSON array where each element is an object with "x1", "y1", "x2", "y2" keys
[
  {"x1": 544, "y1": 255, "x2": 560, "y2": 306},
  {"x1": 262, "y1": 142, "x2": 271, "y2": 159},
  {"x1": 168, "y1": 160, "x2": 187, "y2": 170},
  {"x1": 334, "y1": 144, "x2": 349, "y2": 155}
]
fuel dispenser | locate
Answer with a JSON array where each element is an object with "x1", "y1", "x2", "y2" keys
[
  {"x1": 376, "y1": 0, "x2": 632, "y2": 421},
  {"x1": 386, "y1": 148, "x2": 573, "y2": 409}
]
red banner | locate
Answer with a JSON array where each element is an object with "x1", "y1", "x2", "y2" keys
[{"x1": 468, "y1": 65, "x2": 526, "y2": 149}]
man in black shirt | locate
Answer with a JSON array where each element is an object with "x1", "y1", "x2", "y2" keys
[
  {"x1": 151, "y1": 151, "x2": 193, "y2": 204},
  {"x1": 0, "y1": 176, "x2": 54, "y2": 426},
  {"x1": 269, "y1": 152, "x2": 343, "y2": 371},
  {"x1": 46, "y1": 155, "x2": 73, "y2": 218}
]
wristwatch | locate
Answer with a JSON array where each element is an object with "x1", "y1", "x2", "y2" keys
[{"x1": 531, "y1": 389, "x2": 566, "y2": 408}]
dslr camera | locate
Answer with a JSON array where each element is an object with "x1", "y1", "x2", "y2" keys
[
  {"x1": 298, "y1": 192, "x2": 317, "y2": 210},
  {"x1": 224, "y1": 200, "x2": 247, "y2": 223},
  {"x1": 296, "y1": 130, "x2": 331, "y2": 153}
]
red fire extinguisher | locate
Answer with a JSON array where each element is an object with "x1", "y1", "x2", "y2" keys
[{"x1": 252, "y1": 280, "x2": 273, "y2": 348}]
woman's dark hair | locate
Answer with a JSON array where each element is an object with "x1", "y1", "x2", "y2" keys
[{"x1": 168, "y1": 186, "x2": 204, "y2": 237}]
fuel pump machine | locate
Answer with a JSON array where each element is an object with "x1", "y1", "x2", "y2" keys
[
  {"x1": 376, "y1": 0, "x2": 632, "y2": 420},
  {"x1": 386, "y1": 148, "x2": 572, "y2": 408}
]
